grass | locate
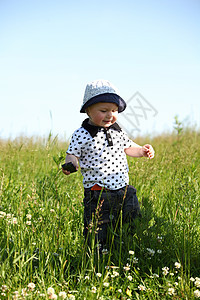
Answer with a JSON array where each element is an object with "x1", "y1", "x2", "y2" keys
[{"x1": 0, "y1": 128, "x2": 200, "y2": 299}]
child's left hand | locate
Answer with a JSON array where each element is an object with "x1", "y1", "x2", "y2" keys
[{"x1": 142, "y1": 144, "x2": 155, "y2": 159}]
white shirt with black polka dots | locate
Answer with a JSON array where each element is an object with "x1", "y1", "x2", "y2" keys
[{"x1": 67, "y1": 119, "x2": 135, "y2": 190}]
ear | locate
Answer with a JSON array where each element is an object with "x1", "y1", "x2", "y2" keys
[{"x1": 85, "y1": 108, "x2": 90, "y2": 116}]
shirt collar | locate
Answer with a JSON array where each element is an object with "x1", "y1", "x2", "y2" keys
[{"x1": 81, "y1": 118, "x2": 122, "y2": 138}]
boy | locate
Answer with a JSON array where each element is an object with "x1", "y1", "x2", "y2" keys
[{"x1": 62, "y1": 79, "x2": 154, "y2": 251}]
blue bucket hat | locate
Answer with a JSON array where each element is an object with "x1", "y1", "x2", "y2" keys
[{"x1": 80, "y1": 79, "x2": 126, "y2": 113}]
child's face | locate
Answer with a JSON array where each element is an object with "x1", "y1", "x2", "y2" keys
[{"x1": 86, "y1": 102, "x2": 118, "y2": 128}]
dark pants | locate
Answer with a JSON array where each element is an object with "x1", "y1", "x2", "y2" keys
[{"x1": 83, "y1": 185, "x2": 140, "y2": 249}]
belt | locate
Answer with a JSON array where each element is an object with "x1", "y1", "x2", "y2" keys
[{"x1": 91, "y1": 184, "x2": 110, "y2": 191}]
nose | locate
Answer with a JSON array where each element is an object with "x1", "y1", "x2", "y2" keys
[{"x1": 106, "y1": 111, "x2": 113, "y2": 119}]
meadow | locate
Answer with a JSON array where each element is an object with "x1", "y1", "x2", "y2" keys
[{"x1": 0, "y1": 125, "x2": 200, "y2": 299}]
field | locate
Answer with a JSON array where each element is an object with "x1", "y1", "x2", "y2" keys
[{"x1": 0, "y1": 127, "x2": 200, "y2": 299}]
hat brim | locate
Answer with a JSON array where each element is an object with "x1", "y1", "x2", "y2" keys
[{"x1": 80, "y1": 93, "x2": 126, "y2": 113}]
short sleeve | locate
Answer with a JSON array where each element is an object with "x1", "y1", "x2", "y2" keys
[
  {"x1": 121, "y1": 129, "x2": 135, "y2": 149},
  {"x1": 67, "y1": 127, "x2": 91, "y2": 157}
]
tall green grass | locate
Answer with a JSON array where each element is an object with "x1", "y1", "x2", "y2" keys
[{"x1": 0, "y1": 128, "x2": 200, "y2": 299}]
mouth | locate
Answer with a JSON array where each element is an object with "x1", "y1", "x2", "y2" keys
[{"x1": 103, "y1": 120, "x2": 112, "y2": 124}]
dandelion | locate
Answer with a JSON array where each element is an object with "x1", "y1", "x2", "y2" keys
[
  {"x1": 59, "y1": 291, "x2": 67, "y2": 299},
  {"x1": 129, "y1": 250, "x2": 134, "y2": 255},
  {"x1": 168, "y1": 287, "x2": 176, "y2": 296},
  {"x1": 162, "y1": 266, "x2": 169, "y2": 276},
  {"x1": 194, "y1": 289, "x2": 200, "y2": 298},
  {"x1": 175, "y1": 262, "x2": 181, "y2": 269},
  {"x1": 103, "y1": 282, "x2": 109, "y2": 287},
  {"x1": 91, "y1": 286, "x2": 97, "y2": 293},
  {"x1": 138, "y1": 285, "x2": 146, "y2": 291}
]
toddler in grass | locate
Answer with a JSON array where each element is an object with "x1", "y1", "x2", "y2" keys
[{"x1": 62, "y1": 79, "x2": 154, "y2": 252}]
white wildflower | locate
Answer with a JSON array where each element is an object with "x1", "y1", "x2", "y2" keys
[
  {"x1": 67, "y1": 295, "x2": 75, "y2": 300},
  {"x1": 138, "y1": 284, "x2": 146, "y2": 291},
  {"x1": 21, "y1": 288, "x2": 28, "y2": 296},
  {"x1": 129, "y1": 250, "x2": 134, "y2": 255},
  {"x1": 1, "y1": 285, "x2": 8, "y2": 292},
  {"x1": 195, "y1": 278, "x2": 200, "y2": 288},
  {"x1": 175, "y1": 262, "x2": 181, "y2": 269},
  {"x1": 0, "y1": 211, "x2": 6, "y2": 218},
  {"x1": 111, "y1": 271, "x2": 119, "y2": 277},
  {"x1": 194, "y1": 289, "x2": 200, "y2": 298},
  {"x1": 96, "y1": 273, "x2": 102, "y2": 278},
  {"x1": 162, "y1": 266, "x2": 169, "y2": 276},
  {"x1": 12, "y1": 217, "x2": 18, "y2": 224},
  {"x1": 168, "y1": 287, "x2": 176, "y2": 296},
  {"x1": 47, "y1": 287, "x2": 55, "y2": 296},
  {"x1": 91, "y1": 286, "x2": 97, "y2": 293},
  {"x1": 157, "y1": 235, "x2": 163, "y2": 242},
  {"x1": 123, "y1": 264, "x2": 130, "y2": 271},
  {"x1": 28, "y1": 282, "x2": 35, "y2": 291},
  {"x1": 103, "y1": 282, "x2": 109, "y2": 287},
  {"x1": 58, "y1": 291, "x2": 67, "y2": 299},
  {"x1": 102, "y1": 248, "x2": 108, "y2": 255},
  {"x1": 127, "y1": 275, "x2": 133, "y2": 281},
  {"x1": 146, "y1": 248, "x2": 155, "y2": 256}
]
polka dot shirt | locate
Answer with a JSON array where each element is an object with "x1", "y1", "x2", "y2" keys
[{"x1": 67, "y1": 118, "x2": 135, "y2": 190}]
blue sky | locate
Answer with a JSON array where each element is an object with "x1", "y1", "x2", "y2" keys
[{"x1": 0, "y1": 0, "x2": 200, "y2": 140}]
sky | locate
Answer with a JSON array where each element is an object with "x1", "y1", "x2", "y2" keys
[{"x1": 0, "y1": 0, "x2": 200, "y2": 141}]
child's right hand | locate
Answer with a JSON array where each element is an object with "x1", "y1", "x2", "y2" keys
[
  {"x1": 62, "y1": 168, "x2": 71, "y2": 175},
  {"x1": 62, "y1": 154, "x2": 79, "y2": 175}
]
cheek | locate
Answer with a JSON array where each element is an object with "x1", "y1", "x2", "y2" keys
[{"x1": 95, "y1": 112, "x2": 104, "y2": 121}]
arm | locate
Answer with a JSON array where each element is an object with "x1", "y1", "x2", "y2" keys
[
  {"x1": 124, "y1": 143, "x2": 155, "y2": 159},
  {"x1": 62, "y1": 154, "x2": 79, "y2": 175}
]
